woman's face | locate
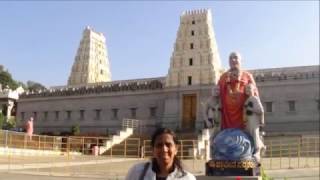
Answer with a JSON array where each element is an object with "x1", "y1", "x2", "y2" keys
[{"x1": 152, "y1": 133, "x2": 178, "y2": 169}]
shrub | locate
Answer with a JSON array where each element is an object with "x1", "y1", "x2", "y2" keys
[
  {"x1": 261, "y1": 167, "x2": 274, "y2": 180},
  {"x1": 71, "y1": 124, "x2": 80, "y2": 135},
  {"x1": 3, "y1": 116, "x2": 16, "y2": 130},
  {"x1": 0, "y1": 112, "x2": 4, "y2": 129}
]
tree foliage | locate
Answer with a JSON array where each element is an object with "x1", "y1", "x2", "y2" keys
[
  {"x1": 0, "y1": 70, "x2": 18, "y2": 90},
  {"x1": 3, "y1": 117, "x2": 16, "y2": 130},
  {"x1": 0, "y1": 112, "x2": 4, "y2": 129},
  {"x1": 26, "y1": 80, "x2": 47, "y2": 91},
  {"x1": 0, "y1": 65, "x2": 47, "y2": 91},
  {"x1": 71, "y1": 124, "x2": 80, "y2": 135},
  {"x1": 17, "y1": 81, "x2": 27, "y2": 90}
]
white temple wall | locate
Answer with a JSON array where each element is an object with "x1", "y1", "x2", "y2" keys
[{"x1": 16, "y1": 72, "x2": 319, "y2": 136}]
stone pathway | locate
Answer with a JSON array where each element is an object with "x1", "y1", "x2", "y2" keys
[
  {"x1": 0, "y1": 158, "x2": 138, "y2": 170},
  {"x1": 0, "y1": 156, "x2": 318, "y2": 180}
]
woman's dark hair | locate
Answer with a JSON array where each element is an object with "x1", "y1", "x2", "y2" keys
[{"x1": 150, "y1": 127, "x2": 186, "y2": 177}]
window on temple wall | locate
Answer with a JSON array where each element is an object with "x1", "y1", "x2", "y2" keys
[
  {"x1": 150, "y1": 107, "x2": 157, "y2": 118},
  {"x1": 112, "y1": 108, "x2": 118, "y2": 120},
  {"x1": 189, "y1": 58, "x2": 193, "y2": 66},
  {"x1": 190, "y1": 43, "x2": 194, "y2": 49},
  {"x1": 288, "y1": 100, "x2": 296, "y2": 112},
  {"x1": 33, "y1": 112, "x2": 37, "y2": 121},
  {"x1": 80, "y1": 110, "x2": 85, "y2": 120},
  {"x1": 192, "y1": 20, "x2": 195, "y2": 24},
  {"x1": 188, "y1": 76, "x2": 192, "y2": 85},
  {"x1": 191, "y1": 30, "x2": 194, "y2": 36},
  {"x1": 55, "y1": 111, "x2": 59, "y2": 121},
  {"x1": 44, "y1": 111, "x2": 48, "y2": 121},
  {"x1": 265, "y1": 102, "x2": 273, "y2": 113},
  {"x1": 95, "y1": 109, "x2": 101, "y2": 120},
  {"x1": 21, "y1": 112, "x2": 25, "y2": 121},
  {"x1": 100, "y1": 69, "x2": 103, "y2": 75},
  {"x1": 130, "y1": 108, "x2": 137, "y2": 119},
  {"x1": 66, "y1": 110, "x2": 72, "y2": 120}
]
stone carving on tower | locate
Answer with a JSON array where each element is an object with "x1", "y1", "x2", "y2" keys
[
  {"x1": 166, "y1": 9, "x2": 223, "y2": 87},
  {"x1": 68, "y1": 26, "x2": 111, "y2": 86}
]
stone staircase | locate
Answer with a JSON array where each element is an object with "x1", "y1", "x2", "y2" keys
[{"x1": 99, "y1": 127, "x2": 133, "y2": 155}]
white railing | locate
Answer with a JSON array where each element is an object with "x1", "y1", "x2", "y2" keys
[
  {"x1": 99, "y1": 127, "x2": 133, "y2": 155},
  {"x1": 122, "y1": 118, "x2": 140, "y2": 130}
]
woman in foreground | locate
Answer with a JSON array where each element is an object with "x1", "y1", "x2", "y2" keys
[{"x1": 125, "y1": 127, "x2": 196, "y2": 180}]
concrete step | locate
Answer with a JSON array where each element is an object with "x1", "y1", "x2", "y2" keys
[{"x1": 99, "y1": 128, "x2": 133, "y2": 155}]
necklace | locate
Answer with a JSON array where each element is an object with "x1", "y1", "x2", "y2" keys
[{"x1": 226, "y1": 71, "x2": 241, "y2": 97}]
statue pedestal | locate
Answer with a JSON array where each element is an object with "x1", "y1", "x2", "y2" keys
[{"x1": 205, "y1": 160, "x2": 260, "y2": 176}]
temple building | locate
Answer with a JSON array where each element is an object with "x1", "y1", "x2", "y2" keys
[
  {"x1": 166, "y1": 9, "x2": 223, "y2": 87},
  {"x1": 68, "y1": 26, "x2": 111, "y2": 86},
  {"x1": 16, "y1": 9, "x2": 319, "y2": 136}
]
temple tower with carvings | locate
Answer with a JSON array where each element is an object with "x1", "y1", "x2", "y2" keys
[
  {"x1": 68, "y1": 26, "x2": 111, "y2": 86},
  {"x1": 166, "y1": 9, "x2": 223, "y2": 87}
]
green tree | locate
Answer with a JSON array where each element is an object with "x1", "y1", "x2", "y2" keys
[
  {"x1": 0, "y1": 65, "x2": 46, "y2": 92},
  {"x1": 26, "y1": 80, "x2": 47, "y2": 91},
  {"x1": 261, "y1": 167, "x2": 274, "y2": 180},
  {"x1": 0, "y1": 70, "x2": 18, "y2": 90},
  {"x1": 0, "y1": 112, "x2": 4, "y2": 129},
  {"x1": 16, "y1": 81, "x2": 27, "y2": 90},
  {"x1": 71, "y1": 124, "x2": 80, "y2": 135},
  {"x1": 3, "y1": 117, "x2": 16, "y2": 130}
]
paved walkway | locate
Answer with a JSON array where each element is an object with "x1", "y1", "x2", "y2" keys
[
  {"x1": 0, "y1": 158, "x2": 138, "y2": 170},
  {"x1": 0, "y1": 156, "x2": 318, "y2": 180},
  {"x1": 1, "y1": 168, "x2": 319, "y2": 180},
  {"x1": 266, "y1": 167, "x2": 319, "y2": 180}
]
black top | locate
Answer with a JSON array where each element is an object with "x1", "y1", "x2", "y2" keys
[{"x1": 156, "y1": 176, "x2": 167, "y2": 180}]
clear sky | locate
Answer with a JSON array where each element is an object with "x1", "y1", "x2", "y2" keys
[{"x1": 0, "y1": 1, "x2": 318, "y2": 87}]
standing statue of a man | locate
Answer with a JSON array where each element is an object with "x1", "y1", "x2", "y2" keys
[
  {"x1": 202, "y1": 86, "x2": 221, "y2": 160},
  {"x1": 244, "y1": 83, "x2": 266, "y2": 162},
  {"x1": 206, "y1": 52, "x2": 265, "y2": 176},
  {"x1": 203, "y1": 86, "x2": 221, "y2": 131},
  {"x1": 218, "y1": 52, "x2": 258, "y2": 130}
]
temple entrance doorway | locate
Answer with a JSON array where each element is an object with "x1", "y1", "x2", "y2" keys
[{"x1": 182, "y1": 94, "x2": 197, "y2": 130}]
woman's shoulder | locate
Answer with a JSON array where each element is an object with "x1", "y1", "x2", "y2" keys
[
  {"x1": 125, "y1": 161, "x2": 151, "y2": 180},
  {"x1": 184, "y1": 171, "x2": 196, "y2": 180},
  {"x1": 129, "y1": 161, "x2": 150, "y2": 172},
  {"x1": 181, "y1": 170, "x2": 196, "y2": 180},
  {"x1": 172, "y1": 170, "x2": 196, "y2": 180}
]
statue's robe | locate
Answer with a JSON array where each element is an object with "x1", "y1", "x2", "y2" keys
[{"x1": 218, "y1": 70, "x2": 257, "y2": 130}]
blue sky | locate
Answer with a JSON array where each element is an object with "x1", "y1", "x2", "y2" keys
[{"x1": 0, "y1": 1, "x2": 318, "y2": 87}]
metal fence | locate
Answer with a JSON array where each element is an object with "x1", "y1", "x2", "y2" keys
[
  {"x1": 263, "y1": 136, "x2": 319, "y2": 169},
  {"x1": 0, "y1": 130, "x2": 319, "y2": 178},
  {"x1": 143, "y1": 139, "x2": 198, "y2": 159},
  {"x1": 0, "y1": 130, "x2": 141, "y2": 158}
]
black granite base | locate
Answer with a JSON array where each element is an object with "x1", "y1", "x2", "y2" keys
[{"x1": 205, "y1": 160, "x2": 260, "y2": 176}]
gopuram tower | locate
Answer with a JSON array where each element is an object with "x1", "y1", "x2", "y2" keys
[
  {"x1": 68, "y1": 26, "x2": 111, "y2": 86},
  {"x1": 166, "y1": 9, "x2": 223, "y2": 87}
]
